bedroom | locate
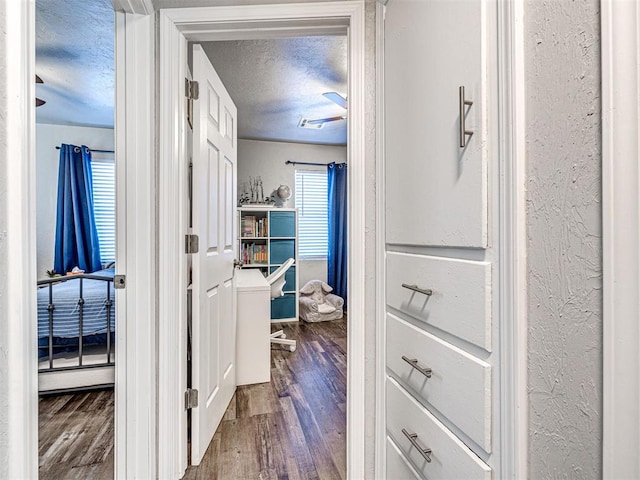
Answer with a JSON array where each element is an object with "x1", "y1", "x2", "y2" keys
[
  {"x1": 34, "y1": 1, "x2": 349, "y2": 477},
  {"x1": 34, "y1": 0, "x2": 117, "y2": 476}
]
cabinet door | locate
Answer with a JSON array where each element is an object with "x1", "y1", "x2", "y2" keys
[{"x1": 385, "y1": 0, "x2": 489, "y2": 248}]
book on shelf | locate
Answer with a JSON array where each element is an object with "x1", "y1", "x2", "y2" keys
[
  {"x1": 241, "y1": 242, "x2": 268, "y2": 265},
  {"x1": 241, "y1": 215, "x2": 269, "y2": 238},
  {"x1": 242, "y1": 215, "x2": 256, "y2": 237}
]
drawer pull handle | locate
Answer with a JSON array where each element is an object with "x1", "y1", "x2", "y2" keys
[
  {"x1": 459, "y1": 85, "x2": 474, "y2": 148},
  {"x1": 402, "y1": 428, "x2": 432, "y2": 463},
  {"x1": 401, "y1": 283, "x2": 433, "y2": 296},
  {"x1": 402, "y1": 355, "x2": 432, "y2": 378}
]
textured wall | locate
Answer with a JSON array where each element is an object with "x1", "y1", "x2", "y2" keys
[
  {"x1": 0, "y1": 2, "x2": 9, "y2": 476},
  {"x1": 525, "y1": 0, "x2": 602, "y2": 477}
]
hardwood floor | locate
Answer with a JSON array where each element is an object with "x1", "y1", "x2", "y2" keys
[
  {"x1": 185, "y1": 316, "x2": 347, "y2": 480},
  {"x1": 37, "y1": 316, "x2": 346, "y2": 480},
  {"x1": 38, "y1": 389, "x2": 114, "y2": 480}
]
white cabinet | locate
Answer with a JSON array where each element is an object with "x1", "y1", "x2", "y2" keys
[
  {"x1": 386, "y1": 314, "x2": 492, "y2": 452},
  {"x1": 235, "y1": 269, "x2": 270, "y2": 386},
  {"x1": 386, "y1": 377, "x2": 492, "y2": 480},
  {"x1": 385, "y1": 0, "x2": 488, "y2": 249},
  {"x1": 382, "y1": 0, "x2": 498, "y2": 477},
  {"x1": 386, "y1": 252, "x2": 492, "y2": 351}
]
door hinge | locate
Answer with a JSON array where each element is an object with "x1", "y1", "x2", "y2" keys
[
  {"x1": 185, "y1": 388, "x2": 199, "y2": 409},
  {"x1": 185, "y1": 78, "x2": 199, "y2": 100},
  {"x1": 185, "y1": 234, "x2": 199, "y2": 254},
  {"x1": 114, "y1": 274, "x2": 126, "y2": 289}
]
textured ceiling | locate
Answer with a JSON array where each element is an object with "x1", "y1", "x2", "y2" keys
[
  {"x1": 36, "y1": 0, "x2": 115, "y2": 128},
  {"x1": 35, "y1": 1, "x2": 347, "y2": 145},
  {"x1": 201, "y1": 37, "x2": 347, "y2": 145}
]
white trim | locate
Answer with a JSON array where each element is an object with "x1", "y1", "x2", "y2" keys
[
  {"x1": 3, "y1": 0, "x2": 38, "y2": 478},
  {"x1": 374, "y1": 1, "x2": 387, "y2": 478},
  {"x1": 158, "y1": 11, "x2": 188, "y2": 479},
  {"x1": 602, "y1": 1, "x2": 640, "y2": 478},
  {"x1": 158, "y1": 3, "x2": 367, "y2": 477},
  {"x1": 114, "y1": 11, "x2": 157, "y2": 479},
  {"x1": 111, "y1": 0, "x2": 155, "y2": 15},
  {"x1": 496, "y1": 0, "x2": 528, "y2": 477}
]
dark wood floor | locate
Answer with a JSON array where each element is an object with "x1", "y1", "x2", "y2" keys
[
  {"x1": 37, "y1": 316, "x2": 346, "y2": 480},
  {"x1": 39, "y1": 389, "x2": 114, "y2": 479},
  {"x1": 185, "y1": 316, "x2": 347, "y2": 480}
]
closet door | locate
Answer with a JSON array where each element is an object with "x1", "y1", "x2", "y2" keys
[{"x1": 385, "y1": 0, "x2": 488, "y2": 248}]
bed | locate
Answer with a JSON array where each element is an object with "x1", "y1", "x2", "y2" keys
[{"x1": 37, "y1": 267, "x2": 116, "y2": 393}]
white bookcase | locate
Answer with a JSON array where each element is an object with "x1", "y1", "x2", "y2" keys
[{"x1": 237, "y1": 207, "x2": 299, "y2": 323}]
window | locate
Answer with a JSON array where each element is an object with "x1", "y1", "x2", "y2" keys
[
  {"x1": 295, "y1": 169, "x2": 328, "y2": 258},
  {"x1": 91, "y1": 158, "x2": 116, "y2": 266}
]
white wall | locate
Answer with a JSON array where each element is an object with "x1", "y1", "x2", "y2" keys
[
  {"x1": 525, "y1": 0, "x2": 602, "y2": 477},
  {"x1": 35, "y1": 124, "x2": 114, "y2": 279},
  {"x1": 238, "y1": 138, "x2": 346, "y2": 286}
]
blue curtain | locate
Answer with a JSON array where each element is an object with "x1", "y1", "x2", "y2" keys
[
  {"x1": 54, "y1": 144, "x2": 102, "y2": 274},
  {"x1": 328, "y1": 162, "x2": 348, "y2": 307}
]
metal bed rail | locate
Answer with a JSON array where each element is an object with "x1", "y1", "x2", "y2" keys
[{"x1": 37, "y1": 274, "x2": 115, "y2": 372}]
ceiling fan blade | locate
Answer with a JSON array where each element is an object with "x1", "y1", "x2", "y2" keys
[{"x1": 322, "y1": 92, "x2": 347, "y2": 109}]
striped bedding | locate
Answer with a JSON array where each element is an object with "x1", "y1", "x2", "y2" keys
[{"x1": 37, "y1": 268, "x2": 115, "y2": 339}]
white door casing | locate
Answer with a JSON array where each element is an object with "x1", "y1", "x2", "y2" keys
[
  {"x1": 190, "y1": 44, "x2": 238, "y2": 466},
  {"x1": 602, "y1": 1, "x2": 640, "y2": 478}
]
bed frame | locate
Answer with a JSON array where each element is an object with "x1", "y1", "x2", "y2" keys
[{"x1": 37, "y1": 273, "x2": 115, "y2": 394}]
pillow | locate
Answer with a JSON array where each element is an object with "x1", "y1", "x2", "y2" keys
[{"x1": 317, "y1": 303, "x2": 336, "y2": 314}]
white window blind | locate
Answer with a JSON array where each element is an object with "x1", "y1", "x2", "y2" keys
[
  {"x1": 91, "y1": 158, "x2": 116, "y2": 266},
  {"x1": 295, "y1": 169, "x2": 328, "y2": 258}
]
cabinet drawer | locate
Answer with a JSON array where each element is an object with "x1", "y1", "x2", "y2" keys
[
  {"x1": 386, "y1": 377, "x2": 491, "y2": 480},
  {"x1": 387, "y1": 313, "x2": 491, "y2": 452},
  {"x1": 387, "y1": 436, "x2": 421, "y2": 480},
  {"x1": 269, "y1": 211, "x2": 296, "y2": 237},
  {"x1": 270, "y1": 239, "x2": 295, "y2": 264},
  {"x1": 386, "y1": 252, "x2": 491, "y2": 351}
]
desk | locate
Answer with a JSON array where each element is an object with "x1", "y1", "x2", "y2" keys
[{"x1": 235, "y1": 269, "x2": 270, "y2": 385}]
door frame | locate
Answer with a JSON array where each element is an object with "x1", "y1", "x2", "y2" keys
[
  {"x1": 157, "y1": 3, "x2": 366, "y2": 477},
  {"x1": 374, "y1": 0, "x2": 527, "y2": 477},
  {"x1": 4, "y1": 3, "x2": 148, "y2": 478},
  {"x1": 602, "y1": 1, "x2": 640, "y2": 477},
  {"x1": 3, "y1": 1, "x2": 38, "y2": 478}
]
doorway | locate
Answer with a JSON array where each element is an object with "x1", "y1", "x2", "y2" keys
[
  {"x1": 186, "y1": 36, "x2": 350, "y2": 476},
  {"x1": 156, "y1": 4, "x2": 366, "y2": 478},
  {"x1": 34, "y1": 0, "x2": 116, "y2": 476}
]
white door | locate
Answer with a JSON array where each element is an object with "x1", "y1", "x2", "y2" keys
[
  {"x1": 190, "y1": 43, "x2": 238, "y2": 466},
  {"x1": 385, "y1": 0, "x2": 488, "y2": 248}
]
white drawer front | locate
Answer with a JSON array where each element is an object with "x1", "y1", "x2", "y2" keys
[
  {"x1": 387, "y1": 436, "x2": 421, "y2": 480},
  {"x1": 386, "y1": 252, "x2": 491, "y2": 351},
  {"x1": 387, "y1": 313, "x2": 491, "y2": 452},
  {"x1": 386, "y1": 377, "x2": 492, "y2": 480}
]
